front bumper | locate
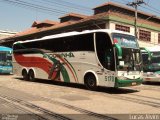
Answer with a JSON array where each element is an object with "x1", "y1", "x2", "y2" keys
[
  {"x1": 0, "y1": 67, "x2": 13, "y2": 74},
  {"x1": 114, "y1": 78, "x2": 143, "y2": 87},
  {"x1": 143, "y1": 76, "x2": 160, "y2": 82}
]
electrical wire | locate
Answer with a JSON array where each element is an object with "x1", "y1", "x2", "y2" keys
[
  {"x1": 147, "y1": 0, "x2": 150, "y2": 4},
  {"x1": 111, "y1": 0, "x2": 126, "y2": 5},
  {"x1": 15, "y1": 0, "x2": 67, "y2": 14},
  {"x1": 113, "y1": 0, "x2": 160, "y2": 17},
  {"x1": 145, "y1": 4, "x2": 160, "y2": 15},
  {"x1": 50, "y1": 0, "x2": 91, "y2": 10},
  {"x1": 31, "y1": 0, "x2": 92, "y2": 14},
  {"x1": 139, "y1": 5, "x2": 160, "y2": 15},
  {"x1": 1, "y1": 0, "x2": 68, "y2": 15},
  {"x1": 1, "y1": 0, "x2": 93, "y2": 17}
]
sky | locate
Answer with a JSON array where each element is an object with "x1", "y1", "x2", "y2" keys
[{"x1": 0, "y1": 0, "x2": 159, "y2": 32}]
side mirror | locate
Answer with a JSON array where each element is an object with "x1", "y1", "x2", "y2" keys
[
  {"x1": 114, "y1": 44, "x2": 122, "y2": 59},
  {"x1": 140, "y1": 47, "x2": 152, "y2": 61}
]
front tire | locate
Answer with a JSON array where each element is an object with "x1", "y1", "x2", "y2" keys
[{"x1": 84, "y1": 74, "x2": 97, "y2": 90}]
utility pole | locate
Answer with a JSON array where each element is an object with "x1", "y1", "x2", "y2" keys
[{"x1": 127, "y1": 0, "x2": 145, "y2": 39}]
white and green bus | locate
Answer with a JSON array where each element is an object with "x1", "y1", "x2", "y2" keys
[
  {"x1": 141, "y1": 46, "x2": 160, "y2": 82},
  {"x1": 12, "y1": 29, "x2": 143, "y2": 90}
]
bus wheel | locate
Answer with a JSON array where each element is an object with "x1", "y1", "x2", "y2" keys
[
  {"x1": 22, "y1": 70, "x2": 29, "y2": 81},
  {"x1": 84, "y1": 74, "x2": 97, "y2": 90},
  {"x1": 28, "y1": 70, "x2": 35, "y2": 81}
]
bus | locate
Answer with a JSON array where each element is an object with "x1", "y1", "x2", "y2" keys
[
  {"x1": 0, "y1": 46, "x2": 12, "y2": 74},
  {"x1": 141, "y1": 46, "x2": 160, "y2": 82},
  {"x1": 12, "y1": 29, "x2": 143, "y2": 90}
]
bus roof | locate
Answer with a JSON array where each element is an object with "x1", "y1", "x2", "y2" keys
[
  {"x1": 14, "y1": 29, "x2": 135, "y2": 44},
  {"x1": 0, "y1": 46, "x2": 12, "y2": 51}
]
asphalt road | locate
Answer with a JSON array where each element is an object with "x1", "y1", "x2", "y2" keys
[{"x1": 0, "y1": 75, "x2": 160, "y2": 120}]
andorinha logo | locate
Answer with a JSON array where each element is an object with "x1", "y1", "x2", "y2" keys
[
  {"x1": 48, "y1": 52, "x2": 75, "y2": 58},
  {"x1": 60, "y1": 52, "x2": 75, "y2": 58}
]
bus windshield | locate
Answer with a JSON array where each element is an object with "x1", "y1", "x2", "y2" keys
[
  {"x1": 142, "y1": 51, "x2": 160, "y2": 72},
  {"x1": 117, "y1": 48, "x2": 141, "y2": 71},
  {"x1": 0, "y1": 51, "x2": 12, "y2": 66},
  {"x1": 112, "y1": 33, "x2": 141, "y2": 71},
  {"x1": 151, "y1": 52, "x2": 160, "y2": 63}
]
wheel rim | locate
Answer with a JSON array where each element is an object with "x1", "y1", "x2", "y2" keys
[
  {"x1": 88, "y1": 78, "x2": 95, "y2": 87},
  {"x1": 85, "y1": 75, "x2": 96, "y2": 90}
]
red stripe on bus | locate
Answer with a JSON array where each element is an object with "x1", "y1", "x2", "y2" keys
[{"x1": 14, "y1": 54, "x2": 58, "y2": 79}]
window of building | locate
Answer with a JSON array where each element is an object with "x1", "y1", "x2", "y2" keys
[
  {"x1": 115, "y1": 24, "x2": 130, "y2": 33},
  {"x1": 158, "y1": 33, "x2": 160, "y2": 43},
  {"x1": 139, "y1": 29, "x2": 151, "y2": 42}
]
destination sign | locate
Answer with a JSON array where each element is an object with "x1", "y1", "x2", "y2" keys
[{"x1": 112, "y1": 33, "x2": 138, "y2": 49}]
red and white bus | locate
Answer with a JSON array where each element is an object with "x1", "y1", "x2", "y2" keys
[{"x1": 12, "y1": 29, "x2": 143, "y2": 90}]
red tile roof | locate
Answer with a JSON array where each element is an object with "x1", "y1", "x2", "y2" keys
[
  {"x1": 15, "y1": 27, "x2": 38, "y2": 36},
  {"x1": 15, "y1": 20, "x2": 59, "y2": 37},
  {"x1": 32, "y1": 19, "x2": 59, "y2": 27},
  {"x1": 59, "y1": 13, "x2": 89, "y2": 19},
  {"x1": 93, "y1": 1, "x2": 156, "y2": 18},
  {"x1": 14, "y1": 21, "x2": 74, "y2": 37}
]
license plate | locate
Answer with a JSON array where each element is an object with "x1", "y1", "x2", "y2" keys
[{"x1": 132, "y1": 82, "x2": 137, "y2": 86}]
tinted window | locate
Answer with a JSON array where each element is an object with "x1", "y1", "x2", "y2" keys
[
  {"x1": 96, "y1": 32, "x2": 115, "y2": 71},
  {"x1": 13, "y1": 33, "x2": 94, "y2": 52}
]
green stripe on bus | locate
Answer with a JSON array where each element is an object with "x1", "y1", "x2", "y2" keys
[{"x1": 64, "y1": 58, "x2": 79, "y2": 83}]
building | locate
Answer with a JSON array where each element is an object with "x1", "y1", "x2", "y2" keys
[
  {"x1": 0, "y1": 30, "x2": 17, "y2": 39},
  {"x1": 0, "y1": 2, "x2": 160, "y2": 47}
]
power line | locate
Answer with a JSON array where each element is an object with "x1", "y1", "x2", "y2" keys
[
  {"x1": 50, "y1": 0, "x2": 91, "y2": 10},
  {"x1": 147, "y1": 0, "x2": 150, "y2": 4},
  {"x1": 120, "y1": 0, "x2": 130, "y2": 3},
  {"x1": 15, "y1": 0, "x2": 67, "y2": 14},
  {"x1": 1, "y1": 0, "x2": 68, "y2": 15},
  {"x1": 111, "y1": 0, "x2": 126, "y2": 4},
  {"x1": 145, "y1": 4, "x2": 160, "y2": 15},
  {"x1": 32, "y1": 0, "x2": 92, "y2": 14},
  {"x1": 1, "y1": 0, "x2": 93, "y2": 17},
  {"x1": 139, "y1": 6, "x2": 160, "y2": 15}
]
